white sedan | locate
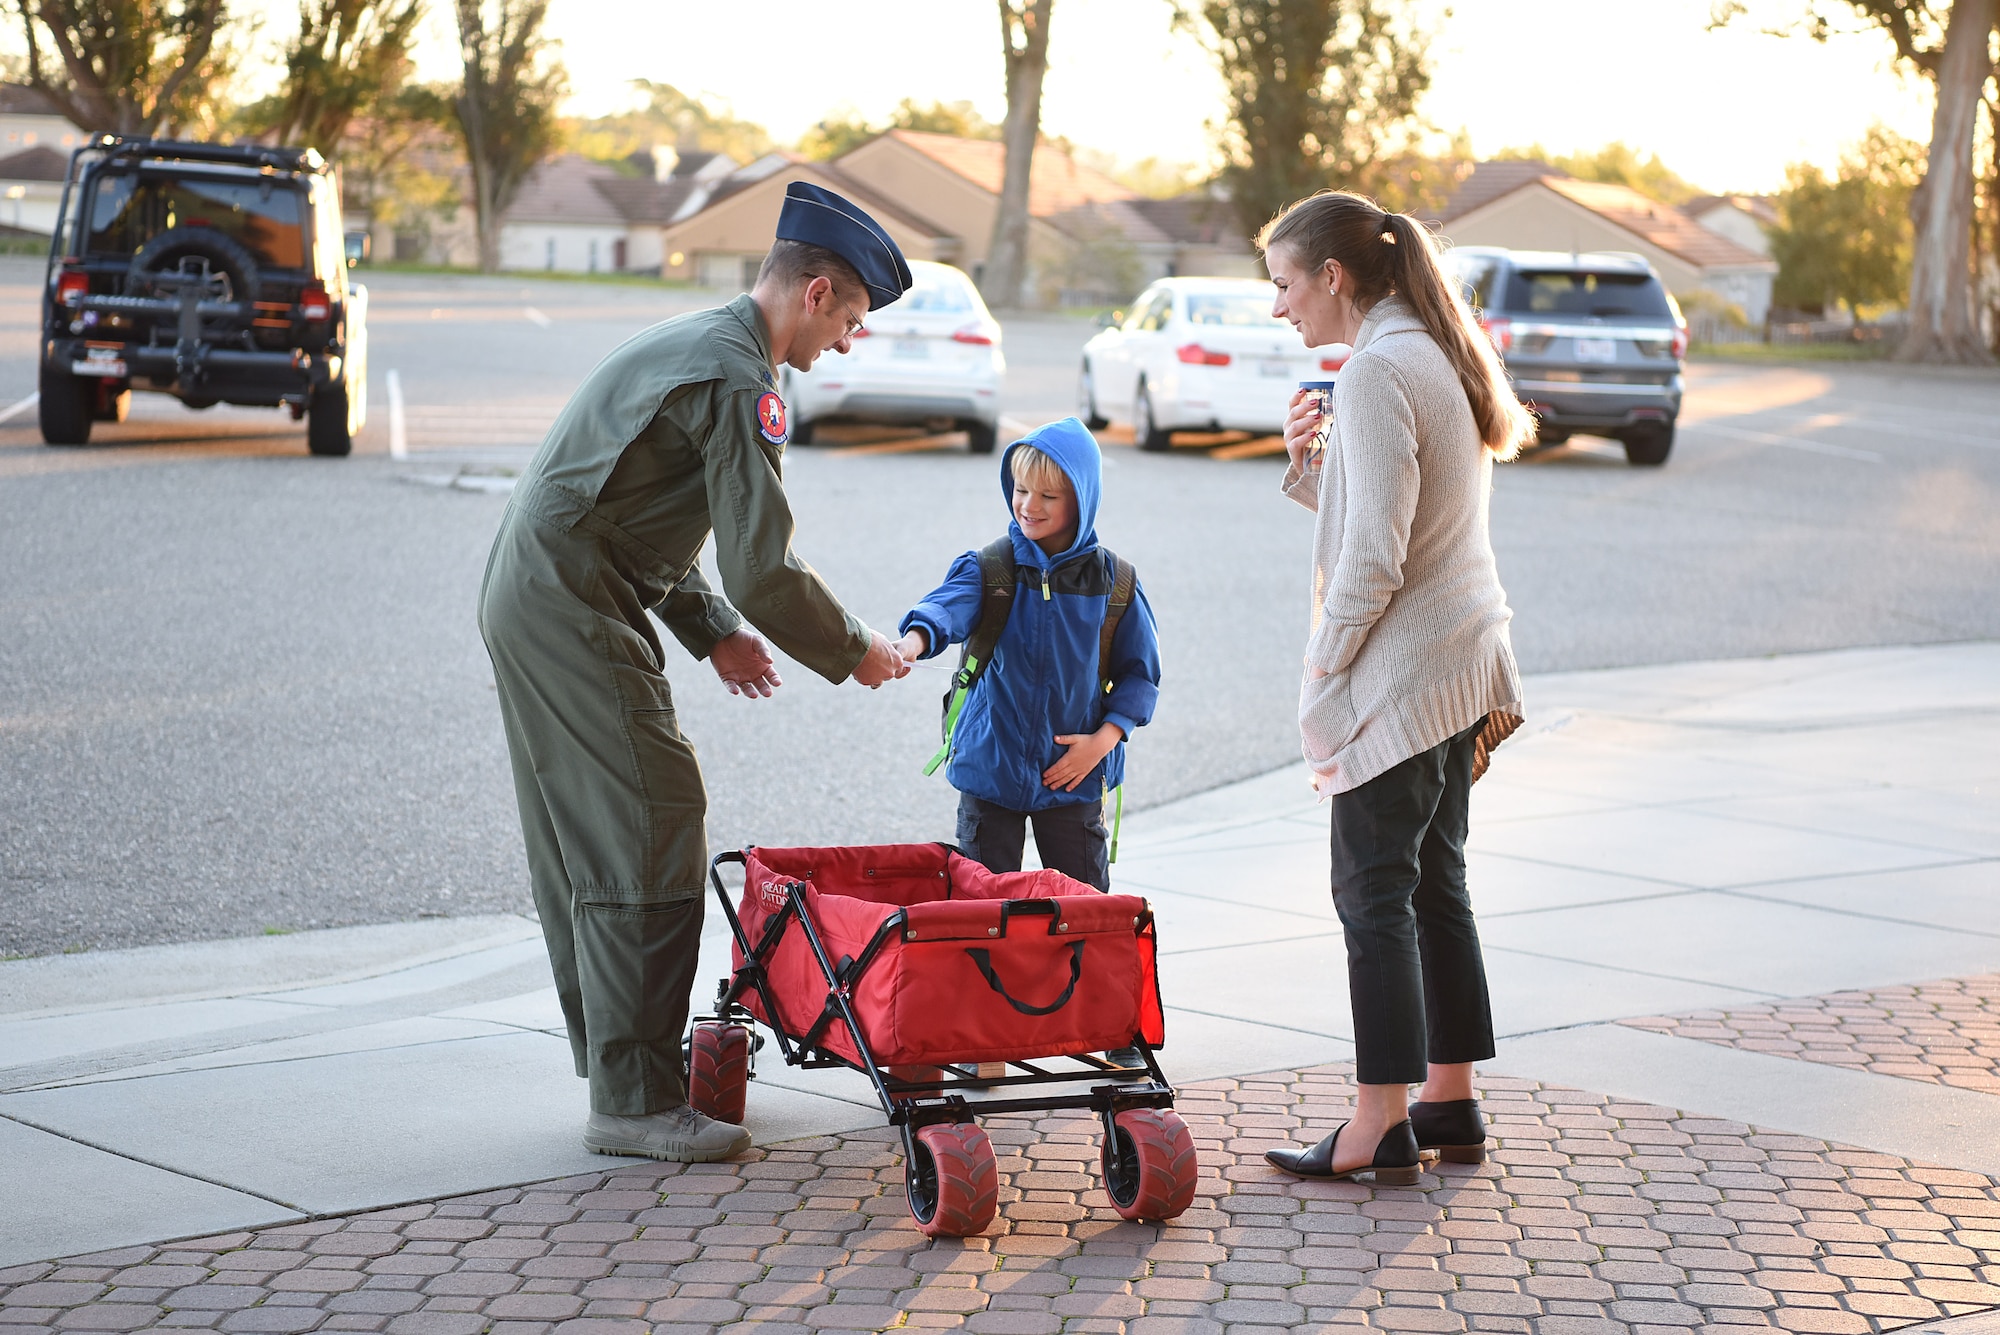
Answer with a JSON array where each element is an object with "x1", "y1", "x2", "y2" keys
[
  {"x1": 1078, "y1": 277, "x2": 1347, "y2": 450},
  {"x1": 783, "y1": 258, "x2": 1006, "y2": 453}
]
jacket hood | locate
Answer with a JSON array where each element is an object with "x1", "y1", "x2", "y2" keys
[{"x1": 1000, "y1": 416, "x2": 1101, "y2": 565}]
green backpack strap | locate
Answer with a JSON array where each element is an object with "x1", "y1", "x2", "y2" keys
[
  {"x1": 1097, "y1": 551, "x2": 1136, "y2": 862},
  {"x1": 925, "y1": 537, "x2": 1019, "y2": 775}
]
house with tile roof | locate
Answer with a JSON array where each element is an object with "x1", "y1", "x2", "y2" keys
[
  {"x1": 0, "y1": 84, "x2": 88, "y2": 159},
  {"x1": 1683, "y1": 194, "x2": 1778, "y2": 260},
  {"x1": 651, "y1": 151, "x2": 956, "y2": 290},
  {"x1": 1441, "y1": 169, "x2": 1777, "y2": 325},
  {"x1": 653, "y1": 130, "x2": 1255, "y2": 304},
  {"x1": 0, "y1": 144, "x2": 67, "y2": 235},
  {"x1": 496, "y1": 148, "x2": 738, "y2": 274}
]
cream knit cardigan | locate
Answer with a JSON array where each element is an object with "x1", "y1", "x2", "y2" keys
[{"x1": 1282, "y1": 296, "x2": 1523, "y2": 795}]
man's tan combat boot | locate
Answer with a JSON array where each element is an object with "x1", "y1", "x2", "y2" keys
[{"x1": 584, "y1": 1105, "x2": 752, "y2": 1162}]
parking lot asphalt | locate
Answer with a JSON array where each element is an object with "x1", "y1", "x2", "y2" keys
[{"x1": 2, "y1": 261, "x2": 1998, "y2": 957}]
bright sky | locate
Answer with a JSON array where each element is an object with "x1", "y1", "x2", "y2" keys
[{"x1": 386, "y1": 0, "x2": 1936, "y2": 195}]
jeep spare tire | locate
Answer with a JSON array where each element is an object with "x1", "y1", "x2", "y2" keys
[{"x1": 127, "y1": 226, "x2": 261, "y2": 306}]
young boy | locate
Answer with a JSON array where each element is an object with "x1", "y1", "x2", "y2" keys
[{"x1": 896, "y1": 416, "x2": 1160, "y2": 894}]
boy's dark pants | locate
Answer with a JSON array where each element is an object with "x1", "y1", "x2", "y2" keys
[
  {"x1": 956, "y1": 792, "x2": 1110, "y2": 892},
  {"x1": 1330, "y1": 716, "x2": 1496, "y2": 1086}
]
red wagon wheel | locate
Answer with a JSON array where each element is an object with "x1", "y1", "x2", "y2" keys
[
  {"x1": 906, "y1": 1121, "x2": 998, "y2": 1238},
  {"x1": 1102, "y1": 1108, "x2": 1197, "y2": 1221},
  {"x1": 687, "y1": 1022, "x2": 750, "y2": 1124}
]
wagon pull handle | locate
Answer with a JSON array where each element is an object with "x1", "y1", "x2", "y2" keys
[{"x1": 964, "y1": 942, "x2": 1085, "y2": 1016}]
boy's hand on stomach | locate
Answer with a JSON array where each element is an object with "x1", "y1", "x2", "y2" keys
[{"x1": 1042, "y1": 722, "x2": 1125, "y2": 792}]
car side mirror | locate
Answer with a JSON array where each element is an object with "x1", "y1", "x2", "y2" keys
[{"x1": 1097, "y1": 309, "x2": 1123, "y2": 329}]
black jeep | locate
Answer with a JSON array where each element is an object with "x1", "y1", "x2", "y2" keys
[{"x1": 38, "y1": 135, "x2": 368, "y2": 455}]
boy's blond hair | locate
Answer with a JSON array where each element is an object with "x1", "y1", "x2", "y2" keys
[{"x1": 1008, "y1": 444, "x2": 1069, "y2": 494}]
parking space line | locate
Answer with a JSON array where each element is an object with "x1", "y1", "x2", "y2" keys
[
  {"x1": 824, "y1": 434, "x2": 963, "y2": 456},
  {"x1": 387, "y1": 370, "x2": 407, "y2": 460},
  {"x1": 1210, "y1": 436, "x2": 1286, "y2": 461},
  {"x1": 0, "y1": 392, "x2": 40, "y2": 426},
  {"x1": 1685, "y1": 421, "x2": 1883, "y2": 463}
]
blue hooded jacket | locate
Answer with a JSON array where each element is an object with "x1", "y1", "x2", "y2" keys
[{"x1": 900, "y1": 417, "x2": 1161, "y2": 812}]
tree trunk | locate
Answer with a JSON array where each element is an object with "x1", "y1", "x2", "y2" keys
[
  {"x1": 453, "y1": 0, "x2": 497, "y2": 273},
  {"x1": 981, "y1": 0, "x2": 1052, "y2": 311},
  {"x1": 1898, "y1": 0, "x2": 1995, "y2": 364}
]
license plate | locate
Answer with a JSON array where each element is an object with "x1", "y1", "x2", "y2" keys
[
  {"x1": 74, "y1": 358, "x2": 126, "y2": 377},
  {"x1": 892, "y1": 338, "x2": 929, "y2": 360},
  {"x1": 1573, "y1": 338, "x2": 1617, "y2": 363},
  {"x1": 1258, "y1": 359, "x2": 1292, "y2": 377}
]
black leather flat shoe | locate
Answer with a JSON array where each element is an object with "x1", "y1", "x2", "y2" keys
[
  {"x1": 1410, "y1": 1098, "x2": 1486, "y2": 1164},
  {"x1": 1264, "y1": 1118, "x2": 1422, "y2": 1185}
]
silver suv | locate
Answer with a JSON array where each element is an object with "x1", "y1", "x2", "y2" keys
[{"x1": 1444, "y1": 247, "x2": 1685, "y2": 466}]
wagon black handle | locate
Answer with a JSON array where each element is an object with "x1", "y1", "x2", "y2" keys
[
  {"x1": 996, "y1": 898, "x2": 1060, "y2": 936},
  {"x1": 964, "y1": 942, "x2": 1084, "y2": 1016}
]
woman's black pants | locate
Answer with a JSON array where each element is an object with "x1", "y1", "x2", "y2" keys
[{"x1": 1330, "y1": 716, "x2": 1496, "y2": 1086}]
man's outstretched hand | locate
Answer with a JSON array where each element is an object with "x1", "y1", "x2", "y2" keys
[
  {"x1": 711, "y1": 629, "x2": 782, "y2": 698},
  {"x1": 851, "y1": 630, "x2": 911, "y2": 689}
]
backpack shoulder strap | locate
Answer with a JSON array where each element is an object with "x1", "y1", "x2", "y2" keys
[
  {"x1": 1097, "y1": 548, "x2": 1137, "y2": 693},
  {"x1": 962, "y1": 536, "x2": 1019, "y2": 676},
  {"x1": 925, "y1": 537, "x2": 1020, "y2": 775}
]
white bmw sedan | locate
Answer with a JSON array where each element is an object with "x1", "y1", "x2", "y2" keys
[
  {"x1": 782, "y1": 258, "x2": 1006, "y2": 453},
  {"x1": 1078, "y1": 277, "x2": 1348, "y2": 450}
]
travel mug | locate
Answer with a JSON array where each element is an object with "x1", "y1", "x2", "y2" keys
[{"x1": 1298, "y1": 378, "x2": 1337, "y2": 472}]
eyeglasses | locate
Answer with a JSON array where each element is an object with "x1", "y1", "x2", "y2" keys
[{"x1": 836, "y1": 298, "x2": 867, "y2": 340}]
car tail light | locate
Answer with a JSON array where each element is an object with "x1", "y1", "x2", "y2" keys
[
  {"x1": 1176, "y1": 342, "x2": 1231, "y2": 366},
  {"x1": 56, "y1": 264, "x2": 89, "y2": 306},
  {"x1": 1670, "y1": 323, "x2": 1688, "y2": 360},
  {"x1": 299, "y1": 282, "x2": 331, "y2": 322},
  {"x1": 1479, "y1": 316, "x2": 1512, "y2": 355},
  {"x1": 951, "y1": 325, "x2": 994, "y2": 345},
  {"x1": 1319, "y1": 350, "x2": 1348, "y2": 372},
  {"x1": 849, "y1": 326, "x2": 870, "y2": 338}
]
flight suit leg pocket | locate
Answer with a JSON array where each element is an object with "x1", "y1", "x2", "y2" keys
[
  {"x1": 625, "y1": 703, "x2": 710, "y2": 902},
  {"x1": 572, "y1": 893, "x2": 707, "y2": 1115}
]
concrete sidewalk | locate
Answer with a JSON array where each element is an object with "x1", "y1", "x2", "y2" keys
[{"x1": 3, "y1": 642, "x2": 1998, "y2": 1302}]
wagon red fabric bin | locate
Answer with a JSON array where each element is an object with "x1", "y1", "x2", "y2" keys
[
  {"x1": 689, "y1": 842, "x2": 1196, "y2": 1238},
  {"x1": 731, "y1": 842, "x2": 1166, "y2": 1067}
]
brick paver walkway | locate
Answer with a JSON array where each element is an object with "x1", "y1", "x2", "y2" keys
[
  {"x1": 4, "y1": 1065, "x2": 1998, "y2": 1335},
  {"x1": 1621, "y1": 975, "x2": 2000, "y2": 1095}
]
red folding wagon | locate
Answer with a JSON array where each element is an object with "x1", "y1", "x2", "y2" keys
[{"x1": 685, "y1": 843, "x2": 1198, "y2": 1237}]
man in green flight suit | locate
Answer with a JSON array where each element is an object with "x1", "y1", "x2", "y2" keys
[{"x1": 478, "y1": 183, "x2": 914, "y2": 1162}]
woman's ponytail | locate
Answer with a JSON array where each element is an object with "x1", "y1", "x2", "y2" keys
[{"x1": 1261, "y1": 192, "x2": 1532, "y2": 460}]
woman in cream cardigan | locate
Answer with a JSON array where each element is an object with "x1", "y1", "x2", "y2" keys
[{"x1": 1260, "y1": 190, "x2": 1531, "y2": 1185}]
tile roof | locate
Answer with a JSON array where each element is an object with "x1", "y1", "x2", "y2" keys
[
  {"x1": 1126, "y1": 193, "x2": 1246, "y2": 246},
  {"x1": 1538, "y1": 177, "x2": 1771, "y2": 269},
  {"x1": 884, "y1": 130, "x2": 1133, "y2": 216},
  {"x1": 503, "y1": 153, "x2": 711, "y2": 227},
  {"x1": 0, "y1": 83, "x2": 67, "y2": 118},
  {"x1": 0, "y1": 145, "x2": 68, "y2": 181},
  {"x1": 1441, "y1": 160, "x2": 1560, "y2": 222},
  {"x1": 1685, "y1": 193, "x2": 1780, "y2": 228}
]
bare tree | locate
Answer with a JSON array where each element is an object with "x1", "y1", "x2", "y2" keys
[
  {"x1": 1712, "y1": 0, "x2": 1996, "y2": 363},
  {"x1": 14, "y1": 0, "x2": 232, "y2": 136},
  {"x1": 980, "y1": 0, "x2": 1053, "y2": 311},
  {"x1": 260, "y1": 0, "x2": 424, "y2": 152},
  {"x1": 450, "y1": 0, "x2": 565, "y2": 273}
]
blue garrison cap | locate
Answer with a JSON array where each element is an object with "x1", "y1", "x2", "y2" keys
[{"x1": 775, "y1": 181, "x2": 913, "y2": 310}]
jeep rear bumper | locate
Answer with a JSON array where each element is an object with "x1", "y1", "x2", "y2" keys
[{"x1": 47, "y1": 337, "x2": 343, "y2": 409}]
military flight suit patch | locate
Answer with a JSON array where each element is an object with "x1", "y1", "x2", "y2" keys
[{"x1": 755, "y1": 391, "x2": 788, "y2": 444}]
